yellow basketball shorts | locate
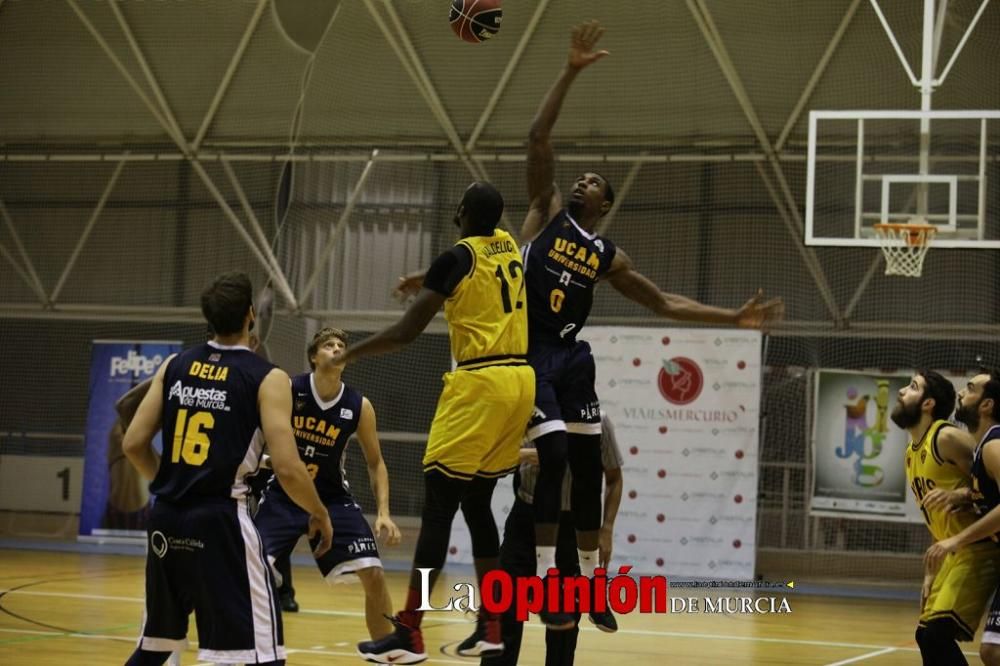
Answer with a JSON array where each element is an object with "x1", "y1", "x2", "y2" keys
[
  {"x1": 921, "y1": 541, "x2": 1000, "y2": 640},
  {"x1": 424, "y1": 363, "x2": 535, "y2": 480}
]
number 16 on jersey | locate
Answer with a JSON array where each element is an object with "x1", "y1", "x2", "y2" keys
[{"x1": 172, "y1": 409, "x2": 214, "y2": 466}]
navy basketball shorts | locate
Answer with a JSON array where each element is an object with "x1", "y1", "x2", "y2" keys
[
  {"x1": 255, "y1": 492, "x2": 382, "y2": 582},
  {"x1": 138, "y1": 496, "x2": 284, "y2": 664},
  {"x1": 526, "y1": 340, "x2": 602, "y2": 441},
  {"x1": 984, "y1": 585, "x2": 1000, "y2": 645}
]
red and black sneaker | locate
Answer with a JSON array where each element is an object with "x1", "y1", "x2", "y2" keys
[
  {"x1": 456, "y1": 611, "x2": 504, "y2": 657},
  {"x1": 357, "y1": 615, "x2": 427, "y2": 664},
  {"x1": 537, "y1": 575, "x2": 577, "y2": 631}
]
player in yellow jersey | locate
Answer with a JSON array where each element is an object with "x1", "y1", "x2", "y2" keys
[
  {"x1": 893, "y1": 370, "x2": 998, "y2": 665},
  {"x1": 337, "y1": 182, "x2": 534, "y2": 664},
  {"x1": 923, "y1": 368, "x2": 1000, "y2": 666}
]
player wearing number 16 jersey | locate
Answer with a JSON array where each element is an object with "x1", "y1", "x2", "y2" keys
[
  {"x1": 340, "y1": 182, "x2": 535, "y2": 664},
  {"x1": 121, "y1": 272, "x2": 332, "y2": 666}
]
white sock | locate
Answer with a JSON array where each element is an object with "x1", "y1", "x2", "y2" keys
[
  {"x1": 578, "y1": 549, "x2": 598, "y2": 574},
  {"x1": 536, "y1": 546, "x2": 557, "y2": 574}
]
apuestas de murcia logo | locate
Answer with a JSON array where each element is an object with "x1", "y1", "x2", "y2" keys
[{"x1": 168, "y1": 380, "x2": 230, "y2": 411}]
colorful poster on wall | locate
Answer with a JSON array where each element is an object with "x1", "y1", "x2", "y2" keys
[
  {"x1": 809, "y1": 369, "x2": 965, "y2": 523},
  {"x1": 79, "y1": 340, "x2": 180, "y2": 541}
]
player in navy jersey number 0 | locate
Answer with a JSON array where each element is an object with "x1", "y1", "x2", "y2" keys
[
  {"x1": 520, "y1": 20, "x2": 784, "y2": 628},
  {"x1": 255, "y1": 327, "x2": 402, "y2": 642}
]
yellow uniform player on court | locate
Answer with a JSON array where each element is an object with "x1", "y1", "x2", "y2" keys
[
  {"x1": 893, "y1": 370, "x2": 1000, "y2": 665},
  {"x1": 336, "y1": 182, "x2": 534, "y2": 664},
  {"x1": 422, "y1": 228, "x2": 535, "y2": 481}
]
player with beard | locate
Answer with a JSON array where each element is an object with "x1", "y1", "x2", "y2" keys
[
  {"x1": 923, "y1": 369, "x2": 1000, "y2": 665},
  {"x1": 893, "y1": 369, "x2": 995, "y2": 665}
]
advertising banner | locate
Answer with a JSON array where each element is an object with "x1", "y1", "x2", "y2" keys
[
  {"x1": 449, "y1": 327, "x2": 761, "y2": 580},
  {"x1": 79, "y1": 340, "x2": 180, "y2": 541}
]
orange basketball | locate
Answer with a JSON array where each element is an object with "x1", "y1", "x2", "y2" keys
[{"x1": 449, "y1": 0, "x2": 502, "y2": 44}]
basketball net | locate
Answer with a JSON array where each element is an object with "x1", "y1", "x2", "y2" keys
[{"x1": 873, "y1": 219, "x2": 936, "y2": 277}]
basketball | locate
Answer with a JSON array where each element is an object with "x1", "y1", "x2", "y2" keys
[{"x1": 449, "y1": 0, "x2": 502, "y2": 44}]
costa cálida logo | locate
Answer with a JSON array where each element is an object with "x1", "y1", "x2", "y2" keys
[{"x1": 658, "y1": 357, "x2": 704, "y2": 405}]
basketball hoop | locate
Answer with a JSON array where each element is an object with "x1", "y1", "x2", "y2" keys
[{"x1": 873, "y1": 220, "x2": 936, "y2": 277}]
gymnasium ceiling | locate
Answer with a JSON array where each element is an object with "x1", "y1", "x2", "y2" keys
[
  {"x1": 0, "y1": 1, "x2": 997, "y2": 333},
  {"x1": 1, "y1": 0, "x2": 997, "y2": 156}
]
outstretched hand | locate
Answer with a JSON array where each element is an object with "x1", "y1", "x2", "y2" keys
[
  {"x1": 393, "y1": 271, "x2": 425, "y2": 303},
  {"x1": 736, "y1": 289, "x2": 784, "y2": 331},
  {"x1": 568, "y1": 20, "x2": 609, "y2": 71}
]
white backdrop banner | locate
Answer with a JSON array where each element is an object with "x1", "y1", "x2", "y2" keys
[
  {"x1": 450, "y1": 327, "x2": 761, "y2": 581},
  {"x1": 589, "y1": 327, "x2": 761, "y2": 579}
]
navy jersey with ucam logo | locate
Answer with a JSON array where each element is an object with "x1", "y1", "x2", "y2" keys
[
  {"x1": 971, "y1": 425, "x2": 1000, "y2": 535},
  {"x1": 523, "y1": 209, "x2": 617, "y2": 347},
  {"x1": 153, "y1": 341, "x2": 276, "y2": 502},
  {"x1": 268, "y1": 372, "x2": 363, "y2": 504}
]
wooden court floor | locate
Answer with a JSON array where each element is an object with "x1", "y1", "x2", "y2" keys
[{"x1": 0, "y1": 549, "x2": 980, "y2": 665}]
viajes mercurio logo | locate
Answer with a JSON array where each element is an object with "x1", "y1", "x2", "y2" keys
[{"x1": 658, "y1": 357, "x2": 704, "y2": 405}]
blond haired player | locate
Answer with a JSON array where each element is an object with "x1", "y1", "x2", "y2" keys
[
  {"x1": 893, "y1": 370, "x2": 1000, "y2": 665},
  {"x1": 337, "y1": 182, "x2": 535, "y2": 664}
]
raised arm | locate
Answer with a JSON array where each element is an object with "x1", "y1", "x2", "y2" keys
[
  {"x1": 347, "y1": 247, "x2": 462, "y2": 364},
  {"x1": 392, "y1": 269, "x2": 427, "y2": 303},
  {"x1": 259, "y1": 368, "x2": 334, "y2": 556},
  {"x1": 356, "y1": 397, "x2": 401, "y2": 546},
  {"x1": 339, "y1": 288, "x2": 446, "y2": 365},
  {"x1": 523, "y1": 21, "x2": 609, "y2": 243},
  {"x1": 604, "y1": 248, "x2": 784, "y2": 328}
]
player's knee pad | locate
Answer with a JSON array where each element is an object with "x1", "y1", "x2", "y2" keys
[
  {"x1": 567, "y1": 434, "x2": 603, "y2": 531},
  {"x1": 918, "y1": 619, "x2": 968, "y2": 666},
  {"x1": 415, "y1": 471, "x2": 469, "y2": 568},
  {"x1": 462, "y1": 480, "x2": 500, "y2": 557},
  {"x1": 923, "y1": 617, "x2": 962, "y2": 642},
  {"x1": 466, "y1": 512, "x2": 500, "y2": 557},
  {"x1": 422, "y1": 470, "x2": 465, "y2": 530},
  {"x1": 533, "y1": 431, "x2": 569, "y2": 524}
]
